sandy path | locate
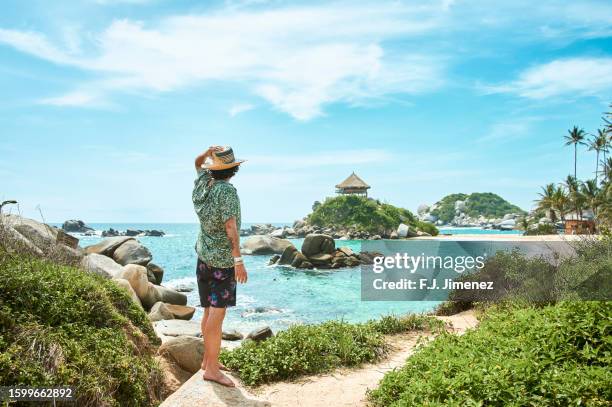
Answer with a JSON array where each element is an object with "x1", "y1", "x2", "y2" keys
[
  {"x1": 256, "y1": 310, "x2": 478, "y2": 407},
  {"x1": 160, "y1": 310, "x2": 479, "y2": 407}
]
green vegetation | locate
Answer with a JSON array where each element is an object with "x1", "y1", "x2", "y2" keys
[
  {"x1": 430, "y1": 192, "x2": 525, "y2": 224},
  {"x1": 0, "y1": 251, "x2": 166, "y2": 407},
  {"x1": 220, "y1": 314, "x2": 442, "y2": 386},
  {"x1": 436, "y1": 236, "x2": 611, "y2": 315},
  {"x1": 369, "y1": 301, "x2": 612, "y2": 406},
  {"x1": 307, "y1": 195, "x2": 438, "y2": 236}
]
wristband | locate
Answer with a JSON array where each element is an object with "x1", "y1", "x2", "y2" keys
[{"x1": 234, "y1": 257, "x2": 244, "y2": 264}]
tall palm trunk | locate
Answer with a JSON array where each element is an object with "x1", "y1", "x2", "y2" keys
[
  {"x1": 595, "y1": 150, "x2": 600, "y2": 184},
  {"x1": 574, "y1": 144, "x2": 578, "y2": 179}
]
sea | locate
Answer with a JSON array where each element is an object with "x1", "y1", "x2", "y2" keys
[{"x1": 64, "y1": 223, "x2": 520, "y2": 335}]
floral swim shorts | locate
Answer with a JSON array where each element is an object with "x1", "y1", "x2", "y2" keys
[{"x1": 196, "y1": 259, "x2": 237, "y2": 308}]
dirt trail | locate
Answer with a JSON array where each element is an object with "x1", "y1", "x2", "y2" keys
[{"x1": 160, "y1": 310, "x2": 479, "y2": 407}]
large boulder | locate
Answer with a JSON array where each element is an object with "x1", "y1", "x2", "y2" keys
[
  {"x1": 222, "y1": 329, "x2": 244, "y2": 341},
  {"x1": 158, "y1": 335, "x2": 204, "y2": 374},
  {"x1": 81, "y1": 253, "x2": 123, "y2": 278},
  {"x1": 155, "y1": 285, "x2": 188, "y2": 306},
  {"x1": 149, "y1": 302, "x2": 175, "y2": 322},
  {"x1": 115, "y1": 264, "x2": 150, "y2": 300},
  {"x1": 307, "y1": 253, "x2": 333, "y2": 267},
  {"x1": 146, "y1": 263, "x2": 164, "y2": 285},
  {"x1": 113, "y1": 278, "x2": 143, "y2": 307},
  {"x1": 277, "y1": 245, "x2": 298, "y2": 265},
  {"x1": 165, "y1": 304, "x2": 196, "y2": 321},
  {"x1": 397, "y1": 223, "x2": 417, "y2": 238},
  {"x1": 85, "y1": 236, "x2": 134, "y2": 256},
  {"x1": 301, "y1": 234, "x2": 335, "y2": 257},
  {"x1": 62, "y1": 220, "x2": 93, "y2": 233},
  {"x1": 112, "y1": 239, "x2": 152, "y2": 266},
  {"x1": 241, "y1": 235, "x2": 294, "y2": 255}
]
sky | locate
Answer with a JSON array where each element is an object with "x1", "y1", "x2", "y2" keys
[{"x1": 0, "y1": 0, "x2": 611, "y2": 223}]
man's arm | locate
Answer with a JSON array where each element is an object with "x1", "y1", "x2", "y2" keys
[
  {"x1": 195, "y1": 146, "x2": 222, "y2": 170},
  {"x1": 225, "y1": 216, "x2": 247, "y2": 283}
]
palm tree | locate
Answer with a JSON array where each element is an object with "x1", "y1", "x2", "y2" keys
[
  {"x1": 564, "y1": 175, "x2": 584, "y2": 220},
  {"x1": 552, "y1": 187, "x2": 570, "y2": 222},
  {"x1": 581, "y1": 179, "x2": 599, "y2": 216},
  {"x1": 536, "y1": 183, "x2": 557, "y2": 222},
  {"x1": 588, "y1": 129, "x2": 608, "y2": 183},
  {"x1": 564, "y1": 126, "x2": 586, "y2": 179}
]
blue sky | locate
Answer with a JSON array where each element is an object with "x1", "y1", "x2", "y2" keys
[{"x1": 1, "y1": 0, "x2": 611, "y2": 223}]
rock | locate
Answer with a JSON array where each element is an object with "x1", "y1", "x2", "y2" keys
[
  {"x1": 301, "y1": 234, "x2": 335, "y2": 257},
  {"x1": 85, "y1": 236, "x2": 134, "y2": 256},
  {"x1": 165, "y1": 304, "x2": 196, "y2": 320},
  {"x1": 267, "y1": 255, "x2": 280, "y2": 265},
  {"x1": 113, "y1": 278, "x2": 143, "y2": 307},
  {"x1": 246, "y1": 326, "x2": 273, "y2": 341},
  {"x1": 338, "y1": 247, "x2": 354, "y2": 257},
  {"x1": 112, "y1": 239, "x2": 152, "y2": 266},
  {"x1": 390, "y1": 231, "x2": 398, "y2": 239},
  {"x1": 307, "y1": 253, "x2": 333, "y2": 267},
  {"x1": 269, "y1": 228, "x2": 285, "y2": 238},
  {"x1": 222, "y1": 329, "x2": 244, "y2": 341},
  {"x1": 293, "y1": 219, "x2": 306, "y2": 229},
  {"x1": 158, "y1": 335, "x2": 204, "y2": 374},
  {"x1": 172, "y1": 284, "x2": 194, "y2": 293},
  {"x1": 62, "y1": 220, "x2": 93, "y2": 233},
  {"x1": 5, "y1": 214, "x2": 57, "y2": 249},
  {"x1": 81, "y1": 253, "x2": 123, "y2": 278},
  {"x1": 346, "y1": 256, "x2": 361, "y2": 267},
  {"x1": 291, "y1": 252, "x2": 307, "y2": 268},
  {"x1": 0, "y1": 222, "x2": 44, "y2": 256},
  {"x1": 126, "y1": 229, "x2": 142, "y2": 236},
  {"x1": 146, "y1": 229, "x2": 165, "y2": 237},
  {"x1": 278, "y1": 245, "x2": 298, "y2": 265},
  {"x1": 146, "y1": 263, "x2": 164, "y2": 285},
  {"x1": 154, "y1": 320, "x2": 201, "y2": 338},
  {"x1": 416, "y1": 230, "x2": 431, "y2": 237},
  {"x1": 156, "y1": 285, "x2": 188, "y2": 306},
  {"x1": 397, "y1": 223, "x2": 417, "y2": 238},
  {"x1": 115, "y1": 264, "x2": 150, "y2": 302},
  {"x1": 241, "y1": 235, "x2": 293, "y2": 255},
  {"x1": 301, "y1": 261, "x2": 313, "y2": 269},
  {"x1": 149, "y1": 302, "x2": 175, "y2": 322},
  {"x1": 372, "y1": 234, "x2": 382, "y2": 240},
  {"x1": 455, "y1": 200, "x2": 466, "y2": 212},
  {"x1": 102, "y1": 228, "x2": 121, "y2": 237}
]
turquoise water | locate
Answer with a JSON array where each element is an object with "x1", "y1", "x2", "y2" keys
[
  {"x1": 69, "y1": 223, "x2": 508, "y2": 334},
  {"x1": 438, "y1": 227, "x2": 522, "y2": 235}
]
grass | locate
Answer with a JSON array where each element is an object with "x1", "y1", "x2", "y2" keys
[
  {"x1": 0, "y1": 250, "x2": 166, "y2": 407},
  {"x1": 220, "y1": 314, "x2": 442, "y2": 386},
  {"x1": 368, "y1": 301, "x2": 612, "y2": 406}
]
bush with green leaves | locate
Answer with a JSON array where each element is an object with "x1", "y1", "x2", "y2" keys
[
  {"x1": 369, "y1": 301, "x2": 612, "y2": 406},
  {"x1": 0, "y1": 251, "x2": 166, "y2": 407},
  {"x1": 307, "y1": 195, "x2": 438, "y2": 236},
  {"x1": 220, "y1": 314, "x2": 440, "y2": 386},
  {"x1": 430, "y1": 192, "x2": 525, "y2": 224},
  {"x1": 523, "y1": 222, "x2": 558, "y2": 235}
]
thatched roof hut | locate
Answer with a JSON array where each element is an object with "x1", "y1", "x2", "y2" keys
[{"x1": 335, "y1": 172, "x2": 370, "y2": 197}]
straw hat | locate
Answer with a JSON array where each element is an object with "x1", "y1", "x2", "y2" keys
[{"x1": 201, "y1": 146, "x2": 246, "y2": 170}]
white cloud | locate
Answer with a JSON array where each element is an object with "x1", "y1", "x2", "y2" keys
[
  {"x1": 229, "y1": 103, "x2": 254, "y2": 117},
  {"x1": 487, "y1": 57, "x2": 612, "y2": 99},
  {"x1": 0, "y1": 2, "x2": 447, "y2": 119},
  {"x1": 38, "y1": 90, "x2": 108, "y2": 107}
]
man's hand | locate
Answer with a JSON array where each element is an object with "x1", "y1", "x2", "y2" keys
[
  {"x1": 235, "y1": 262, "x2": 248, "y2": 284},
  {"x1": 195, "y1": 145, "x2": 223, "y2": 169}
]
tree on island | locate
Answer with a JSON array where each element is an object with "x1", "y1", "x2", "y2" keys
[{"x1": 588, "y1": 129, "x2": 609, "y2": 183}]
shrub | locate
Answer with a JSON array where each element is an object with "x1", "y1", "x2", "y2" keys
[
  {"x1": 0, "y1": 251, "x2": 165, "y2": 407},
  {"x1": 220, "y1": 314, "x2": 439, "y2": 386},
  {"x1": 369, "y1": 301, "x2": 612, "y2": 406},
  {"x1": 524, "y1": 223, "x2": 558, "y2": 235},
  {"x1": 430, "y1": 192, "x2": 525, "y2": 224}
]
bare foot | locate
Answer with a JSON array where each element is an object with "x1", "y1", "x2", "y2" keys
[
  {"x1": 203, "y1": 370, "x2": 235, "y2": 388},
  {"x1": 201, "y1": 361, "x2": 229, "y2": 371}
]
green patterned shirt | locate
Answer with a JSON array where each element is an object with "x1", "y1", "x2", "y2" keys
[{"x1": 193, "y1": 169, "x2": 241, "y2": 268}]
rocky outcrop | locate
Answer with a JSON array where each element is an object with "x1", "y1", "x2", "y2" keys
[
  {"x1": 62, "y1": 220, "x2": 93, "y2": 233},
  {"x1": 81, "y1": 253, "x2": 123, "y2": 278},
  {"x1": 146, "y1": 263, "x2": 164, "y2": 285},
  {"x1": 246, "y1": 326, "x2": 273, "y2": 341},
  {"x1": 113, "y1": 239, "x2": 153, "y2": 266},
  {"x1": 154, "y1": 320, "x2": 201, "y2": 338},
  {"x1": 270, "y1": 233, "x2": 382, "y2": 269},
  {"x1": 85, "y1": 236, "x2": 134, "y2": 256},
  {"x1": 102, "y1": 228, "x2": 165, "y2": 237},
  {"x1": 158, "y1": 335, "x2": 204, "y2": 374},
  {"x1": 114, "y1": 278, "x2": 143, "y2": 307},
  {"x1": 149, "y1": 302, "x2": 175, "y2": 322},
  {"x1": 165, "y1": 304, "x2": 195, "y2": 321},
  {"x1": 1, "y1": 214, "x2": 82, "y2": 262},
  {"x1": 222, "y1": 329, "x2": 244, "y2": 341},
  {"x1": 241, "y1": 235, "x2": 294, "y2": 255}
]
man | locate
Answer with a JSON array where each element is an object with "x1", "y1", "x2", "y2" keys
[{"x1": 193, "y1": 145, "x2": 247, "y2": 388}]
